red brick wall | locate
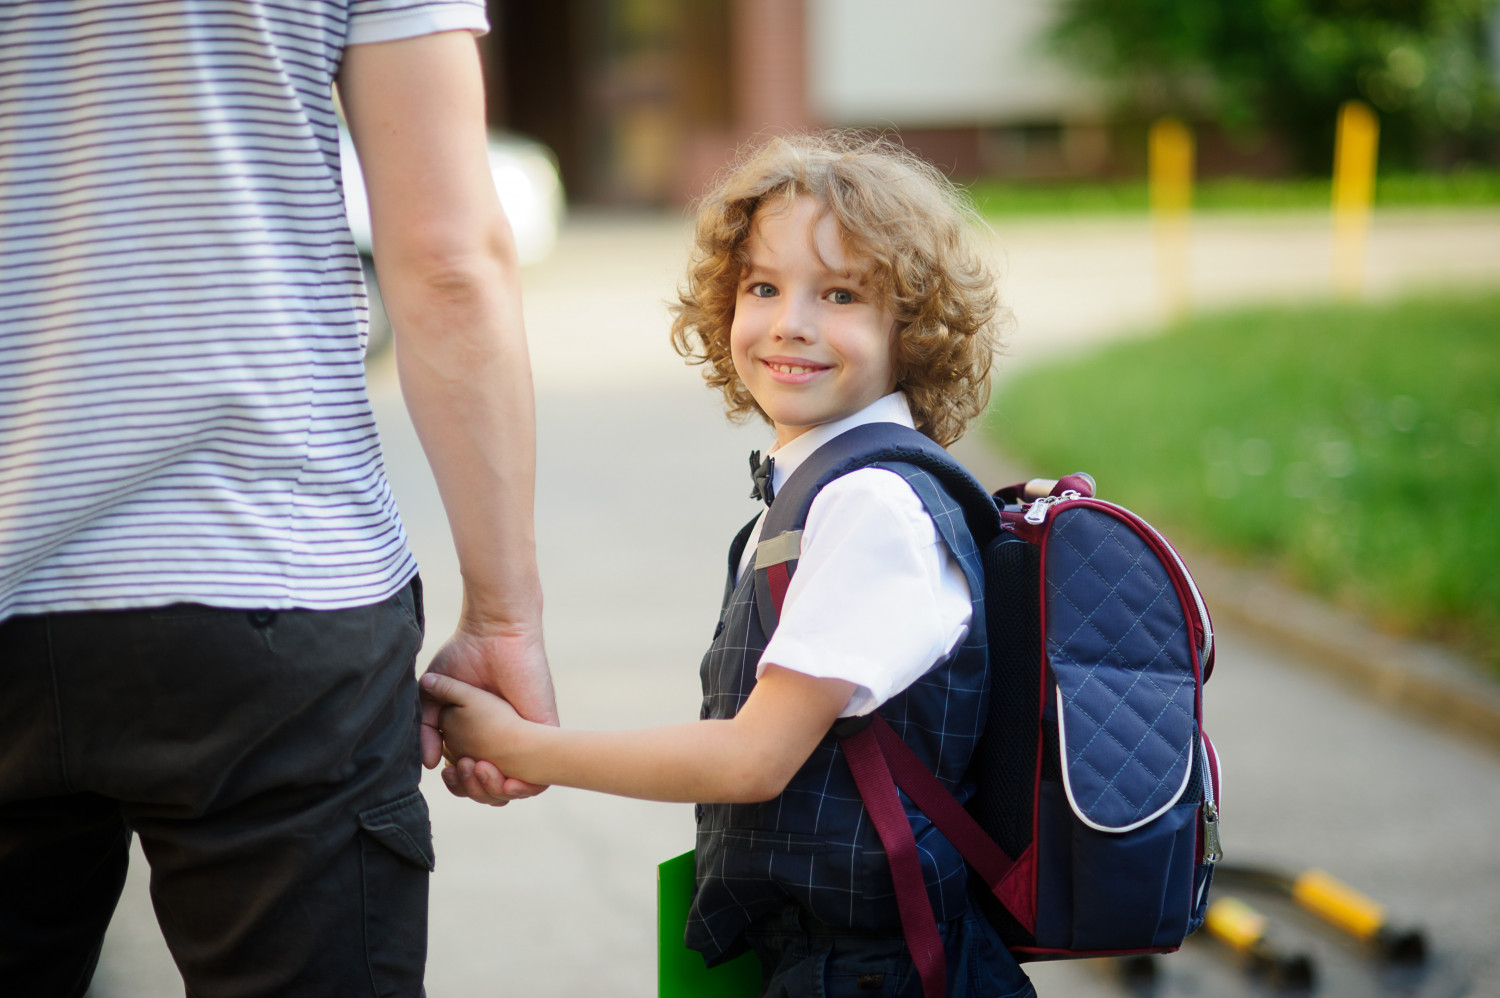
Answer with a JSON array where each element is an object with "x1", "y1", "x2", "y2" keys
[{"x1": 732, "y1": 0, "x2": 813, "y2": 134}]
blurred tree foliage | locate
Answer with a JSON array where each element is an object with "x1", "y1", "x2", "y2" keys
[{"x1": 1050, "y1": 0, "x2": 1500, "y2": 171}]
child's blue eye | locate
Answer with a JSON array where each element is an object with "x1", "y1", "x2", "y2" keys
[
  {"x1": 749, "y1": 283, "x2": 777, "y2": 298},
  {"x1": 828, "y1": 289, "x2": 855, "y2": 305}
]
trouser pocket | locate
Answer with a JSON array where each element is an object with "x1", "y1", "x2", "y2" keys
[{"x1": 359, "y1": 790, "x2": 433, "y2": 998}]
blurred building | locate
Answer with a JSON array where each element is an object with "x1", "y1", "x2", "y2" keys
[{"x1": 483, "y1": 0, "x2": 1106, "y2": 205}]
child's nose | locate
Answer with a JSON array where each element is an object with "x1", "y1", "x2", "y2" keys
[{"x1": 770, "y1": 298, "x2": 816, "y2": 341}]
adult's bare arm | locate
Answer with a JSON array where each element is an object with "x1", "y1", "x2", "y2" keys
[{"x1": 338, "y1": 31, "x2": 556, "y2": 804}]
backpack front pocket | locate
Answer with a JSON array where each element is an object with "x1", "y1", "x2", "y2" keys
[{"x1": 1032, "y1": 503, "x2": 1205, "y2": 953}]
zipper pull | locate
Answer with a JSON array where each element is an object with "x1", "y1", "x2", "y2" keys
[
  {"x1": 1202, "y1": 802, "x2": 1223, "y2": 865},
  {"x1": 1022, "y1": 490, "x2": 1080, "y2": 525},
  {"x1": 1023, "y1": 496, "x2": 1056, "y2": 524}
]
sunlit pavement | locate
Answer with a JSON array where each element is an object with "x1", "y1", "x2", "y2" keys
[{"x1": 88, "y1": 208, "x2": 1500, "y2": 997}]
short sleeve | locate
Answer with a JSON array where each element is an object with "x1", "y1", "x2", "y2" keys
[
  {"x1": 347, "y1": 0, "x2": 489, "y2": 45},
  {"x1": 757, "y1": 468, "x2": 972, "y2": 716}
]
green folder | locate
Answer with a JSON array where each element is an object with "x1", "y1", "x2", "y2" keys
[{"x1": 658, "y1": 850, "x2": 761, "y2": 998}]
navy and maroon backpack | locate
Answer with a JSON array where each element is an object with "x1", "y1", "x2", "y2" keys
[{"x1": 753, "y1": 422, "x2": 1221, "y2": 998}]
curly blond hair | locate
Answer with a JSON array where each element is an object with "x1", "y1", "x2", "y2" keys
[{"x1": 670, "y1": 131, "x2": 1005, "y2": 447}]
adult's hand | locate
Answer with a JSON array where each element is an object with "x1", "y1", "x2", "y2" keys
[{"x1": 420, "y1": 617, "x2": 558, "y2": 805}]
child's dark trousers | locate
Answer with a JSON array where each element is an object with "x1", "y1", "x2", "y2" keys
[{"x1": 742, "y1": 897, "x2": 1035, "y2": 998}]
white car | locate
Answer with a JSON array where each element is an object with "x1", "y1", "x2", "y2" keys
[{"x1": 338, "y1": 125, "x2": 565, "y2": 354}]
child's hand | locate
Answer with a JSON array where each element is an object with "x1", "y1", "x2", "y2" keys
[
  {"x1": 419, "y1": 673, "x2": 533, "y2": 795},
  {"x1": 418, "y1": 625, "x2": 556, "y2": 805}
]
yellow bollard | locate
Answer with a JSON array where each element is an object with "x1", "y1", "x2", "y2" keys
[
  {"x1": 1205, "y1": 896, "x2": 1269, "y2": 954},
  {"x1": 1214, "y1": 863, "x2": 1429, "y2": 963},
  {"x1": 1331, "y1": 100, "x2": 1379, "y2": 299},
  {"x1": 1291, "y1": 868, "x2": 1385, "y2": 941},
  {"x1": 1204, "y1": 896, "x2": 1317, "y2": 988},
  {"x1": 1289, "y1": 867, "x2": 1425, "y2": 961},
  {"x1": 1149, "y1": 117, "x2": 1194, "y2": 321}
]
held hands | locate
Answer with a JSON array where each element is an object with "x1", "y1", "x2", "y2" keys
[
  {"x1": 420, "y1": 671, "x2": 531, "y2": 795},
  {"x1": 419, "y1": 620, "x2": 557, "y2": 806}
]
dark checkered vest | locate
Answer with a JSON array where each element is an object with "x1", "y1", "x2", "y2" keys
[{"x1": 685, "y1": 462, "x2": 990, "y2": 965}]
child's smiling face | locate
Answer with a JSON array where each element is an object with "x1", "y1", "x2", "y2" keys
[{"x1": 729, "y1": 195, "x2": 899, "y2": 448}]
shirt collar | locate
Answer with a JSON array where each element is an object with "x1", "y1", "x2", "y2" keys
[{"x1": 766, "y1": 393, "x2": 916, "y2": 498}]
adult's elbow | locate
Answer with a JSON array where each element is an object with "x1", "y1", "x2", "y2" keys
[
  {"x1": 407, "y1": 250, "x2": 508, "y2": 311},
  {"x1": 380, "y1": 214, "x2": 519, "y2": 312}
]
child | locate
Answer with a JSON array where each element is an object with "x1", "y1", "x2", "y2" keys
[{"x1": 422, "y1": 132, "x2": 1035, "y2": 998}]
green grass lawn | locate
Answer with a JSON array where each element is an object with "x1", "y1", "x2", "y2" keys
[
  {"x1": 968, "y1": 169, "x2": 1500, "y2": 217},
  {"x1": 985, "y1": 291, "x2": 1500, "y2": 671}
]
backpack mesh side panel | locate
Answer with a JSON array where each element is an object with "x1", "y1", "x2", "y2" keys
[
  {"x1": 968, "y1": 533, "x2": 1041, "y2": 946},
  {"x1": 1183, "y1": 729, "x2": 1205, "y2": 809},
  {"x1": 1040, "y1": 717, "x2": 1062, "y2": 784}
]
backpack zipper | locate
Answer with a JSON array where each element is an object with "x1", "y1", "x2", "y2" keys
[
  {"x1": 1200, "y1": 734, "x2": 1223, "y2": 865},
  {"x1": 1022, "y1": 490, "x2": 1079, "y2": 525}
]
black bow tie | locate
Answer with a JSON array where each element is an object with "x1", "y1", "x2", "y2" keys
[{"x1": 749, "y1": 450, "x2": 775, "y2": 506}]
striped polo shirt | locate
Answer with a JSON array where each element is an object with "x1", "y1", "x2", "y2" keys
[{"x1": 0, "y1": 0, "x2": 488, "y2": 622}]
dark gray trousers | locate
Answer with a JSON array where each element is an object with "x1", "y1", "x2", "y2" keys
[{"x1": 0, "y1": 580, "x2": 431, "y2": 998}]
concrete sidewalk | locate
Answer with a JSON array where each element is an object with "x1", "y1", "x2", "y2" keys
[{"x1": 86, "y1": 208, "x2": 1500, "y2": 997}]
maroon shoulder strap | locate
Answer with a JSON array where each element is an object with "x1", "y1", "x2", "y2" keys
[
  {"x1": 867, "y1": 718, "x2": 1037, "y2": 931},
  {"x1": 840, "y1": 723, "x2": 947, "y2": 998},
  {"x1": 840, "y1": 715, "x2": 1038, "y2": 998}
]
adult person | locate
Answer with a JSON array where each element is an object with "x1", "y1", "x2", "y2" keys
[{"x1": 0, "y1": 2, "x2": 554, "y2": 995}]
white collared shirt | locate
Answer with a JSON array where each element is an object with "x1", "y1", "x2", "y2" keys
[{"x1": 736, "y1": 394, "x2": 972, "y2": 717}]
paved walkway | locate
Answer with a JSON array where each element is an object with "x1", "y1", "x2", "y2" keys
[{"x1": 87, "y1": 208, "x2": 1500, "y2": 997}]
